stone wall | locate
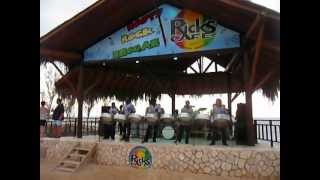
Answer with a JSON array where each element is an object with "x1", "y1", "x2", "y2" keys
[{"x1": 41, "y1": 139, "x2": 279, "y2": 179}]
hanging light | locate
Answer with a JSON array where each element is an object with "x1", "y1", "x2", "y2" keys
[
  {"x1": 136, "y1": 60, "x2": 140, "y2": 64},
  {"x1": 173, "y1": 57, "x2": 178, "y2": 61}
]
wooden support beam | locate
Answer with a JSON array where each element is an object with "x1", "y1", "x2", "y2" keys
[
  {"x1": 254, "y1": 70, "x2": 276, "y2": 91},
  {"x1": 40, "y1": 48, "x2": 82, "y2": 63},
  {"x1": 50, "y1": 62, "x2": 77, "y2": 95},
  {"x1": 220, "y1": 0, "x2": 279, "y2": 20},
  {"x1": 215, "y1": 62, "x2": 218, "y2": 72},
  {"x1": 189, "y1": 66, "x2": 198, "y2": 74},
  {"x1": 249, "y1": 22, "x2": 265, "y2": 89},
  {"x1": 77, "y1": 64, "x2": 84, "y2": 138},
  {"x1": 204, "y1": 59, "x2": 214, "y2": 73},
  {"x1": 171, "y1": 93, "x2": 175, "y2": 114},
  {"x1": 225, "y1": 14, "x2": 262, "y2": 73},
  {"x1": 231, "y1": 93, "x2": 241, "y2": 103},
  {"x1": 83, "y1": 71, "x2": 104, "y2": 96}
]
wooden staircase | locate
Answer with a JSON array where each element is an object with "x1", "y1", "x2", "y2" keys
[{"x1": 53, "y1": 142, "x2": 97, "y2": 173}]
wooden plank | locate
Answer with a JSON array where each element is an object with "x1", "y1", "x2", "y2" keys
[
  {"x1": 204, "y1": 60, "x2": 214, "y2": 73},
  {"x1": 249, "y1": 22, "x2": 265, "y2": 89},
  {"x1": 77, "y1": 64, "x2": 84, "y2": 138},
  {"x1": 189, "y1": 66, "x2": 198, "y2": 74},
  {"x1": 254, "y1": 69, "x2": 276, "y2": 91},
  {"x1": 83, "y1": 73, "x2": 104, "y2": 96},
  {"x1": 62, "y1": 160, "x2": 81, "y2": 165},
  {"x1": 51, "y1": 62, "x2": 77, "y2": 95},
  {"x1": 40, "y1": 48, "x2": 82, "y2": 63},
  {"x1": 231, "y1": 93, "x2": 240, "y2": 103}
]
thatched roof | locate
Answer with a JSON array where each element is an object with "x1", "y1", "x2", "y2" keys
[{"x1": 41, "y1": 0, "x2": 280, "y2": 101}]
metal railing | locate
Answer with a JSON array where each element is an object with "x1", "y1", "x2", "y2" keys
[
  {"x1": 254, "y1": 120, "x2": 280, "y2": 147},
  {"x1": 44, "y1": 117, "x2": 280, "y2": 147}
]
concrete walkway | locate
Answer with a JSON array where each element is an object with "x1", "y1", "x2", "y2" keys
[{"x1": 40, "y1": 160, "x2": 278, "y2": 180}]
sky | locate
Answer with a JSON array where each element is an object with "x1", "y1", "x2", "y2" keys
[{"x1": 40, "y1": 0, "x2": 280, "y2": 118}]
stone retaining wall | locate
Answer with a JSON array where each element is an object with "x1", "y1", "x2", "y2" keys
[{"x1": 41, "y1": 139, "x2": 279, "y2": 179}]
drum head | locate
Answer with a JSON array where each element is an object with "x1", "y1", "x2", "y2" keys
[{"x1": 162, "y1": 126, "x2": 175, "y2": 140}]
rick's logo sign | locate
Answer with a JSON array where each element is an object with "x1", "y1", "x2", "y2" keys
[{"x1": 128, "y1": 146, "x2": 152, "y2": 169}]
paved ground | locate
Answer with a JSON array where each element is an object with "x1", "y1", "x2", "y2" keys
[{"x1": 40, "y1": 160, "x2": 278, "y2": 180}]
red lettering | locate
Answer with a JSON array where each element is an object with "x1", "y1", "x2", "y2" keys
[{"x1": 126, "y1": 8, "x2": 163, "y2": 31}]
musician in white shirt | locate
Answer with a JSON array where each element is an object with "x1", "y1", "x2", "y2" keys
[
  {"x1": 122, "y1": 98, "x2": 136, "y2": 142},
  {"x1": 210, "y1": 98, "x2": 228, "y2": 145}
]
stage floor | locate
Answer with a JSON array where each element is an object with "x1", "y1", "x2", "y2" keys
[{"x1": 40, "y1": 160, "x2": 276, "y2": 180}]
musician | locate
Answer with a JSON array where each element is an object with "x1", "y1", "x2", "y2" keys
[
  {"x1": 118, "y1": 105, "x2": 124, "y2": 135},
  {"x1": 122, "y1": 98, "x2": 136, "y2": 142},
  {"x1": 143, "y1": 100, "x2": 164, "y2": 143},
  {"x1": 107, "y1": 102, "x2": 119, "y2": 140},
  {"x1": 176, "y1": 100, "x2": 193, "y2": 144},
  {"x1": 210, "y1": 98, "x2": 228, "y2": 145}
]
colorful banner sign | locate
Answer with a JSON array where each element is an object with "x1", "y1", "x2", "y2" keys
[
  {"x1": 84, "y1": 4, "x2": 240, "y2": 62},
  {"x1": 128, "y1": 146, "x2": 152, "y2": 169}
]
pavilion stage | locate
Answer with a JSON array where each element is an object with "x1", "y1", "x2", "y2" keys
[{"x1": 40, "y1": 137, "x2": 279, "y2": 180}]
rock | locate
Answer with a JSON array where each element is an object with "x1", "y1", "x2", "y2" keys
[
  {"x1": 238, "y1": 159, "x2": 246, "y2": 169},
  {"x1": 194, "y1": 164, "x2": 200, "y2": 170},
  {"x1": 240, "y1": 151, "x2": 251, "y2": 159},
  {"x1": 211, "y1": 151, "x2": 218, "y2": 157},
  {"x1": 185, "y1": 151, "x2": 192, "y2": 158},
  {"x1": 214, "y1": 160, "x2": 221, "y2": 168},
  {"x1": 204, "y1": 167, "x2": 211, "y2": 174},
  {"x1": 179, "y1": 154, "x2": 184, "y2": 161},
  {"x1": 196, "y1": 151, "x2": 203, "y2": 159},
  {"x1": 202, "y1": 155, "x2": 208, "y2": 162},
  {"x1": 222, "y1": 162, "x2": 232, "y2": 171}
]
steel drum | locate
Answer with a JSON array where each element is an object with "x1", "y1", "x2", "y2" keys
[
  {"x1": 160, "y1": 114, "x2": 174, "y2": 123},
  {"x1": 162, "y1": 126, "x2": 175, "y2": 140},
  {"x1": 145, "y1": 113, "x2": 158, "y2": 124},
  {"x1": 195, "y1": 113, "x2": 210, "y2": 125},
  {"x1": 114, "y1": 114, "x2": 127, "y2": 124},
  {"x1": 101, "y1": 113, "x2": 113, "y2": 124},
  {"x1": 128, "y1": 114, "x2": 142, "y2": 123},
  {"x1": 213, "y1": 114, "x2": 230, "y2": 129},
  {"x1": 178, "y1": 113, "x2": 192, "y2": 125}
]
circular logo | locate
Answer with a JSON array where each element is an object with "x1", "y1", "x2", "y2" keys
[
  {"x1": 162, "y1": 126, "x2": 175, "y2": 140},
  {"x1": 171, "y1": 9, "x2": 217, "y2": 50},
  {"x1": 128, "y1": 146, "x2": 152, "y2": 169}
]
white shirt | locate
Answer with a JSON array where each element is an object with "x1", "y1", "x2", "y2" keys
[{"x1": 40, "y1": 106, "x2": 49, "y2": 120}]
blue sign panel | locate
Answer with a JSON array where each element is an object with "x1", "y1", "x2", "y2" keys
[{"x1": 84, "y1": 4, "x2": 240, "y2": 62}]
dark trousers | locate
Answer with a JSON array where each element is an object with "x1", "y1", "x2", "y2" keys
[
  {"x1": 119, "y1": 123, "x2": 124, "y2": 136},
  {"x1": 177, "y1": 125, "x2": 191, "y2": 144},
  {"x1": 144, "y1": 124, "x2": 158, "y2": 142},
  {"x1": 103, "y1": 124, "x2": 115, "y2": 140},
  {"x1": 122, "y1": 122, "x2": 131, "y2": 141},
  {"x1": 211, "y1": 127, "x2": 228, "y2": 145}
]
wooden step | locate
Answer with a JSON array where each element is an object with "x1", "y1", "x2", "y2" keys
[
  {"x1": 74, "y1": 147, "x2": 91, "y2": 152},
  {"x1": 57, "y1": 167, "x2": 75, "y2": 172},
  {"x1": 69, "y1": 153, "x2": 86, "y2": 158},
  {"x1": 62, "y1": 160, "x2": 81, "y2": 165}
]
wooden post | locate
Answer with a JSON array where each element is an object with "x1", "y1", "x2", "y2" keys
[
  {"x1": 243, "y1": 51, "x2": 255, "y2": 146},
  {"x1": 215, "y1": 62, "x2": 218, "y2": 72},
  {"x1": 77, "y1": 63, "x2": 84, "y2": 138},
  {"x1": 227, "y1": 73, "x2": 232, "y2": 116},
  {"x1": 171, "y1": 93, "x2": 175, "y2": 114}
]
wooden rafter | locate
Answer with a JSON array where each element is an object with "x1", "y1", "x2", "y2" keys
[
  {"x1": 254, "y1": 69, "x2": 277, "y2": 91},
  {"x1": 40, "y1": 48, "x2": 82, "y2": 63},
  {"x1": 225, "y1": 13, "x2": 262, "y2": 72},
  {"x1": 231, "y1": 92, "x2": 241, "y2": 103},
  {"x1": 189, "y1": 66, "x2": 198, "y2": 74},
  {"x1": 204, "y1": 59, "x2": 214, "y2": 73},
  {"x1": 84, "y1": 71, "x2": 104, "y2": 96},
  {"x1": 51, "y1": 62, "x2": 77, "y2": 95},
  {"x1": 249, "y1": 21, "x2": 265, "y2": 89}
]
